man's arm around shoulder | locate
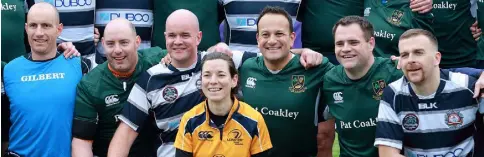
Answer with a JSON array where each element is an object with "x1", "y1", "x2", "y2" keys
[
  {"x1": 107, "y1": 122, "x2": 139, "y2": 157},
  {"x1": 72, "y1": 138, "x2": 94, "y2": 157},
  {"x1": 378, "y1": 145, "x2": 405, "y2": 157},
  {"x1": 317, "y1": 119, "x2": 335, "y2": 157}
]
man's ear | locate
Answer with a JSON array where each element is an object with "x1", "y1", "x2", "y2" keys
[
  {"x1": 196, "y1": 31, "x2": 203, "y2": 46},
  {"x1": 56, "y1": 23, "x2": 64, "y2": 37},
  {"x1": 435, "y1": 51, "x2": 441, "y2": 66}
]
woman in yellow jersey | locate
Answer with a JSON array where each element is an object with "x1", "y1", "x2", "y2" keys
[{"x1": 174, "y1": 52, "x2": 272, "y2": 157}]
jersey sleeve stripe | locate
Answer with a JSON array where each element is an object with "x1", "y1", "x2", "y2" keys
[
  {"x1": 147, "y1": 64, "x2": 174, "y2": 76},
  {"x1": 377, "y1": 100, "x2": 401, "y2": 125},
  {"x1": 116, "y1": 115, "x2": 139, "y2": 131},
  {"x1": 374, "y1": 138, "x2": 403, "y2": 150},
  {"x1": 449, "y1": 71, "x2": 469, "y2": 89},
  {"x1": 232, "y1": 50, "x2": 244, "y2": 69},
  {"x1": 480, "y1": 98, "x2": 484, "y2": 114},
  {"x1": 127, "y1": 84, "x2": 150, "y2": 114},
  {"x1": 256, "y1": 125, "x2": 264, "y2": 152},
  {"x1": 232, "y1": 113, "x2": 258, "y2": 139},
  {"x1": 186, "y1": 112, "x2": 206, "y2": 134},
  {"x1": 232, "y1": 117, "x2": 255, "y2": 140}
]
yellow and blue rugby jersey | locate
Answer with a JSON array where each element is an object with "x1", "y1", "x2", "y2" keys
[{"x1": 174, "y1": 98, "x2": 272, "y2": 157}]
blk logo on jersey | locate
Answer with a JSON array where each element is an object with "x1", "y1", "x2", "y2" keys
[
  {"x1": 333, "y1": 92, "x2": 343, "y2": 104},
  {"x1": 418, "y1": 102, "x2": 437, "y2": 110},
  {"x1": 105, "y1": 94, "x2": 119, "y2": 107},
  {"x1": 245, "y1": 77, "x2": 257, "y2": 88}
]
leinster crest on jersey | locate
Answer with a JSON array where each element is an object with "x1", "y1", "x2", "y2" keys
[
  {"x1": 445, "y1": 110, "x2": 463, "y2": 128},
  {"x1": 162, "y1": 86, "x2": 178, "y2": 102},
  {"x1": 372, "y1": 80, "x2": 386, "y2": 100},
  {"x1": 289, "y1": 75, "x2": 306, "y2": 93},
  {"x1": 387, "y1": 10, "x2": 404, "y2": 25}
]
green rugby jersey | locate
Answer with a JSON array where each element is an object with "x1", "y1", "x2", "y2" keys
[
  {"x1": 239, "y1": 55, "x2": 334, "y2": 157},
  {"x1": 432, "y1": 0, "x2": 476, "y2": 68},
  {"x1": 72, "y1": 47, "x2": 166, "y2": 157},
  {"x1": 298, "y1": 0, "x2": 364, "y2": 55},
  {"x1": 477, "y1": 0, "x2": 484, "y2": 61},
  {"x1": 321, "y1": 57, "x2": 402, "y2": 157},
  {"x1": 152, "y1": 0, "x2": 223, "y2": 51},
  {"x1": 1, "y1": 0, "x2": 26, "y2": 62},
  {"x1": 364, "y1": 0, "x2": 433, "y2": 58}
]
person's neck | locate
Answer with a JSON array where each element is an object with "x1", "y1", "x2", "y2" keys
[
  {"x1": 31, "y1": 49, "x2": 57, "y2": 61},
  {"x1": 411, "y1": 68, "x2": 440, "y2": 96},
  {"x1": 264, "y1": 53, "x2": 292, "y2": 71},
  {"x1": 345, "y1": 57, "x2": 374, "y2": 80},
  {"x1": 171, "y1": 52, "x2": 198, "y2": 68},
  {"x1": 208, "y1": 96, "x2": 233, "y2": 116}
]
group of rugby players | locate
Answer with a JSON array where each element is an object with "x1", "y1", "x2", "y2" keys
[{"x1": 2, "y1": 0, "x2": 484, "y2": 157}]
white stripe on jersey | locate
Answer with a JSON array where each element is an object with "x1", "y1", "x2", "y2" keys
[
  {"x1": 147, "y1": 72, "x2": 201, "y2": 109},
  {"x1": 147, "y1": 64, "x2": 174, "y2": 76},
  {"x1": 376, "y1": 100, "x2": 401, "y2": 125},
  {"x1": 138, "y1": 41, "x2": 151, "y2": 50},
  {"x1": 127, "y1": 84, "x2": 150, "y2": 114},
  {"x1": 480, "y1": 98, "x2": 484, "y2": 114},
  {"x1": 157, "y1": 142, "x2": 175, "y2": 157},
  {"x1": 388, "y1": 77, "x2": 411, "y2": 96},
  {"x1": 228, "y1": 43, "x2": 260, "y2": 53},
  {"x1": 404, "y1": 136, "x2": 474, "y2": 157},
  {"x1": 155, "y1": 113, "x2": 184, "y2": 132},
  {"x1": 374, "y1": 138, "x2": 403, "y2": 150},
  {"x1": 58, "y1": 25, "x2": 95, "y2": 42},
  {"x1": 116, "y1": 115, "x2": 140, "y2": 131},
  {"x1": 449, "y1": 72, "x2": 470, "y2": 90},
  {"x1": 397, "y1": 106, "x2": 477, "y2": 133}
]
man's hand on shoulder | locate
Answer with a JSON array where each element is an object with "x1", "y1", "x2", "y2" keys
[
  {"x1": 410, "y1": 0, "x2": 432, "y2": 14},
  {"x1": 296, "y1": 48, "x2": 323, "y2": 69},
  {"x1": 207, "y1": 42, "x2": 233, "y2": 57},
  {"x1": 58, "y1": 42, "x2": 81, "y2": 59},
  {"x1": 471, "y1": 21, "x2": 481, "y2": 41},
  {"x1": 474, "y1": 71, "x2": 484, "y2": 98}
]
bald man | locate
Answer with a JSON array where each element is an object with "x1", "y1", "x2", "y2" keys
[
  {"x1": 71, "y1": 18, "x2": 167, "y2": 157},
  {"x1": 2, "y1": 3, "x2": 83, "y2": 157},
  {"x1": 107, "y1": 9, "x2": 258, "y2": 157}
]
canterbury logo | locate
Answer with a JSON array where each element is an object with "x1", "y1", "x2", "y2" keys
[
  {"x1": 105, "y1": 95, "x2": 119, "y2": 107},
  {"x1": 198, "y1": 131, "x2": 214, "y2": 140}
]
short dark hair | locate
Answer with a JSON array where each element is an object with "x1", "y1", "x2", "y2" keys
[
  {"x1": 399, "y1": 29, "x2": 438, "y2": 48},
  {"x1": 332, "y1": 16, "x2": 374, "y2": 41},
  {"x1": 200, "y1": 52, "x2": 239, "y2": 97},
  {"x1": 256, "y1": 6, "x2": 294, "y2": 33}
]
